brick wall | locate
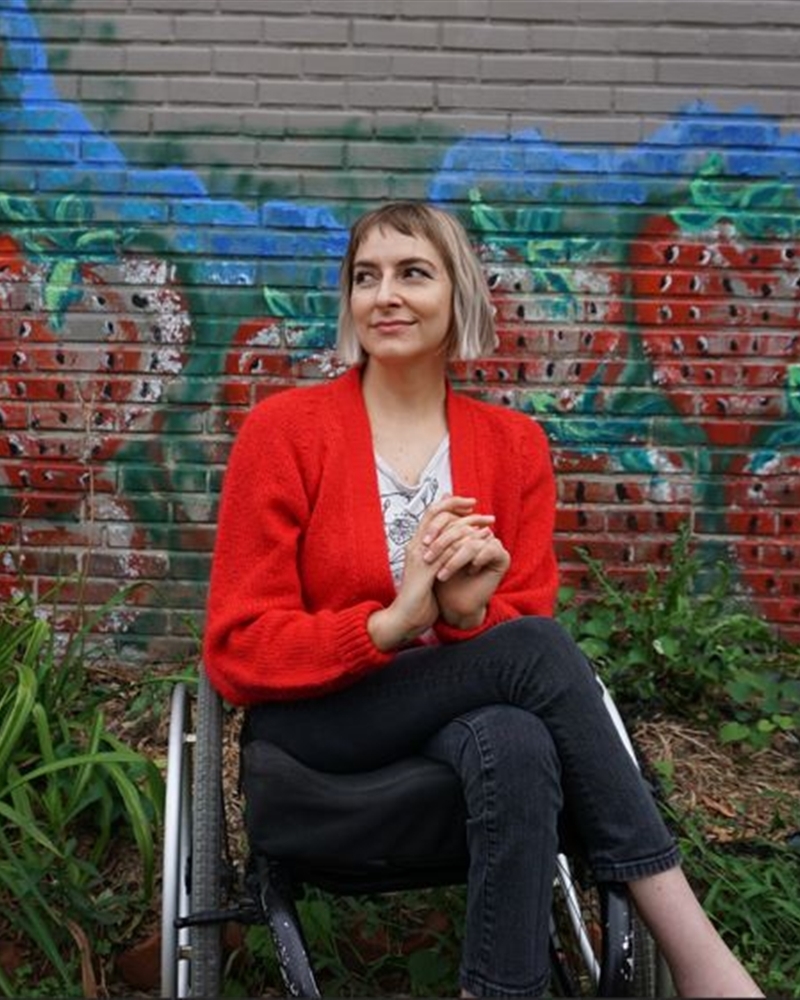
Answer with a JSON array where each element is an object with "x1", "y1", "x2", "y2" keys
[{"x1": 1, "y1": 0, "x2": 799, "y2": 662}]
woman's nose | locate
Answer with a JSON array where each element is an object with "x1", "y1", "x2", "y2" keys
[{"x1": 375, "y1": 274, "x2": 400, "y2": 305}]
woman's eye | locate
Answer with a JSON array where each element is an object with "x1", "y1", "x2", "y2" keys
[
  {"x1": 352, "y1": 271, "x2": 376, "y2": 286},
  {"x1": 404, "y1": 266, "x2": 431, "y2": 279}
]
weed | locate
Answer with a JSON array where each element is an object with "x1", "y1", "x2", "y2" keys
[
  {"x1": 0, "y1": 585, "x2": 165, "y2": 997},
  {"x1": 669, "y1": 803, "x2": 800, "y2": 996},
  {"x1": 558, "y1": 522, "x2": 800, "y2": 748}
]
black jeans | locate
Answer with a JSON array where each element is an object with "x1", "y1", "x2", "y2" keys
[{"x1": 243, "y1": 617, "x2": 680, "y2": 997}]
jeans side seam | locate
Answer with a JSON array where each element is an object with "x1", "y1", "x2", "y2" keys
[{"x1": 458, "y1": 714, "x2": 499, "y2": 982}]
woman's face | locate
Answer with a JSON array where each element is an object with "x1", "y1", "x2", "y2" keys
[{"x1": 349, "y1": 225, "x2": 453, "y2": 367}]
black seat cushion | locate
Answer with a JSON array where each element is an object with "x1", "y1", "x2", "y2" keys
[{"x1": 241, "y1": 740, "x2": 469, "y2": 875}]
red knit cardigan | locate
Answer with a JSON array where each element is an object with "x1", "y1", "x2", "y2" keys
[{"x1": 203, "y1": 367, "x2": 559, "y2": 706}]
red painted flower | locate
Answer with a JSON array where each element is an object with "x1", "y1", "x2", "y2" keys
[
  {"x1": 723, "y1": 447, "x2": 800, "y2": 633},
  {"x1": 220, "y1": 315, "x2": 345, "y2": 432},
  {"x1": 629, "y1": 169, "x2": 800, "y2": 447},
  {"x1": 0, "y1": 233, "x2": 191, "y2": 494},
  {"x1": 454, "y1": 197, "x2": 630, "y2": 401}
]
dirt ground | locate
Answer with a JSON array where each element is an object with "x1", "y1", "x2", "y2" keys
[{"x1": 633, "y1": 716, "x2": 800, "y2": 846}]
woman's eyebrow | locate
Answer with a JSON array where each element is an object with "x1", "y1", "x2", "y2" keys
[{"x1": 353, "y1": 255, "x2": 438, "y2": 270}]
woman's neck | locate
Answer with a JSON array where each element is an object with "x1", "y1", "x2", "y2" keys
[
  {"x1": 360, "y1": 357, "x2": 447, "y2": 424},
  {"x1": 360, "y1": 359, "x2": 449, "y2": 485}
]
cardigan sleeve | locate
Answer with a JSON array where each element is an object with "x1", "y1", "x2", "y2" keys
[
  {"x1": 433, "y1": 415, "x2": 558, "y2": 643},
  {"x1": 203, "y1": 398, "x2": 393, "y2": 706}
]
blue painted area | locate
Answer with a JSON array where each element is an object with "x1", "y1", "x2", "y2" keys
[
  {"x1": 0, "y1": 0, "x2": 347, "y2": 290},
  {"x1": 429, "y1": 104, "x2": 800, "y2": 208}
]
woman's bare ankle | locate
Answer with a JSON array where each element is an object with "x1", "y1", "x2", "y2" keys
[{"x1": 629, "y1": 868, "x2": 763, "y2": 997}]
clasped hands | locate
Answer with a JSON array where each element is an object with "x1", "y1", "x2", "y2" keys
[{"x1": 368, "y1": 495, "x2": 510, "y2": 652}]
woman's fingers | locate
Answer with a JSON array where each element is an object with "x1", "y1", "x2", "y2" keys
[
  {"x1": 407, "y1": 497, "x2": 502, "y2": 583},
  {"x1": 419, "y1": 495, "x2": 478, "y2": 545},
  {"x1": 435, "y1": 532, "x2": 509, "y2": 582},
  {"x1": 432, "y1": 527, "x2": 492, "y2": 579},
  {"x1": 422, "y1": 513, "x2": 495, "y2": 563}
]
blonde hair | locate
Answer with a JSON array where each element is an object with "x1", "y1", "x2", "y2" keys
[{"x1": 336, "y1": 201, "x2": 496, "y2": 365}]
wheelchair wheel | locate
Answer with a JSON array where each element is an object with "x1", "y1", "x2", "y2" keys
[
  {"x1": 549, "y1": 853, "x2": 661, "y2": 997},
  {"x1": 189, "y1": 668, "x2": 226, "y2": 999},
  {"x1": 252, "y1": 857, "x2": 321, "y2": 999},
  {"x1": 634, "y1": 929, "x2": 675, "y2": 998},
  {"x1": 160, "y1": 683, "x2": 192, "y2": 998}
]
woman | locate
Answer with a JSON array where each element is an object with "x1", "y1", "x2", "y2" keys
[{"x1": 205, "y1": 202, "x2": 761, "y2": 998}]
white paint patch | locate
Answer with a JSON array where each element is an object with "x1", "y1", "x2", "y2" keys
[
  {"x1": 310, "y1": 349, "x2": 349, "y2": 379},
  {"x1": 150, "y1": 285, "x2": 191, "y2": 345},
  {"x1": 245, "y1": 327, "x2": 282, "y2": 348},
  {"x1": 572, "y1": 267, "x2": 611, "y2": 296},
  {"x1": 751, "y1": 454, "x2": 781, "y2": 477},
  {"x1": 121, "y1": 258, "x2": 170, "y2": 287}
]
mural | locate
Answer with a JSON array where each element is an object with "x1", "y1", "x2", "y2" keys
[{"x1": 1, "y1": 0, "x2": 799, "y2": 655}]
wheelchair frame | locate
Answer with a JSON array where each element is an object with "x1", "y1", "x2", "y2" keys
[{"x1": 160, "y1": 668, "x2": 673, "y2": 998}]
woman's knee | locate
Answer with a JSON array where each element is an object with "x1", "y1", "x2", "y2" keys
[
  {"x1": 491, "y1": 616, "x2": 598, "y2": 696},
  {"x1": 498, "y1": 616, "x2": 581, "y2": 659},
  {"x1": 432, "y1": 705, "x2": 562, "y2": 810},
  {"x1": 465, "y1": 704, "x2": 558, "y2": 770}
]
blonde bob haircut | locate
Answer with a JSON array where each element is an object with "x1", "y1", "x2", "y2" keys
[{"x1": 336, "y1": 201, "x2": 497, "y2": 366}]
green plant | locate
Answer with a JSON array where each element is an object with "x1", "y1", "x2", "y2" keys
[
  {"x1": 557, "y1": 523, "x2": 800, "y2": 747},
  {"x1": 0, "y1": 586, "x2": 164, "y2": 997},
  {"x1": 720, "y1": 667, "x2": 800, "y2": 749}
]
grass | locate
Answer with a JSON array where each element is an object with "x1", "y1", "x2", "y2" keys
[{"x1": 0, "y1": 585, "x2": 165, "y2": 998}]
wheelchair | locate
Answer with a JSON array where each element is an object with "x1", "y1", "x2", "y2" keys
[{"x1": 160, "y1": 665, "x2": 673, "y2": 998}]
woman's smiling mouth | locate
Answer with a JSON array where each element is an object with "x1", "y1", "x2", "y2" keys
[{"x1": 372, "y1": 319, "x2": 414, "y2": 333}]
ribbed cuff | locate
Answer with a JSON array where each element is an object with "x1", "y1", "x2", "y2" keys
[
  {"x1": 334, "y1": 600, "x2": 396, "y2": 669},
  {"x1": 433, "y1": 599, "x2": 513, "y2": 644}
]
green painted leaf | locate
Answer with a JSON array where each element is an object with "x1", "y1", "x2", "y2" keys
[
  {"x1": 262, "y1": 284, "x2": 295, "y2": 318},
  {"x1": 0, "y1": 193, "x2": 41, "y2": 224},
  {"x1": 54, "y1": 194, "x2": 89, "y2": 226},
  {"x1": 670, "y1": 209, "x2": 720, "y2": 232},
  {"x1": 469, "y1": 188, "x2": 507, "y2": 233},
  {"x1": 75, "y1": 228, "x2": 119, "y2": 253},
  {"x1": 43, "y1": 259, "x2": 84, "y2": 329},
  {"x1": 740, "y1": 181, "x2": 792, "y2": 212}
]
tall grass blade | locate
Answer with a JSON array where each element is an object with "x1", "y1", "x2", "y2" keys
[{"x1": 0, "y1": 664, "x2": 38, "y2": 778}]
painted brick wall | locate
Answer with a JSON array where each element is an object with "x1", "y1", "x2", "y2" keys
[{"x1": 1, "y1": 0, "x2": 799, "y2": 662}]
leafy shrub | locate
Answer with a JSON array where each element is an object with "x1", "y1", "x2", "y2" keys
[
  {"x1": 558, "y1": 522, "x2": 800, "y2": 748},
  {"x1": 0, "y1": 587, "x2": 164, "y2": 997}
]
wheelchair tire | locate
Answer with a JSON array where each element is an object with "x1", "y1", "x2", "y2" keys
[
  {"x1": 633, "y1": 918, "x2": 675, "y2": 997},
  {"x1": 160, "y1": 683, "x2": 192, "y2": 998},
  {"x1": 189, "y1": 669, "x2": 225, "y2": 998},
  {"x1": 254, "y1": 861, "x2": 321, "y2": 999},
  {"x1": 549, "y1": 855, "x2": 662, "y2": 997}
]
